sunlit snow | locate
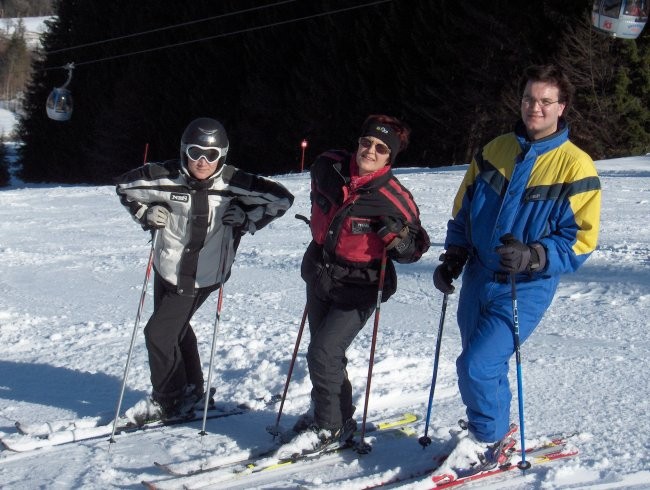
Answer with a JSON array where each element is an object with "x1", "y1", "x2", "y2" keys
[{"x1": 1, "y1": 114, "x2": 648, "y2": 487}]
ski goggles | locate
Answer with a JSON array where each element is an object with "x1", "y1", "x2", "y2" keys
[
  {"x1": 358, "y1": 137, "x2": 391, "y2": 156},
  {"x1": 184, "y1": 144, "x2": 224, "y2": 164}
]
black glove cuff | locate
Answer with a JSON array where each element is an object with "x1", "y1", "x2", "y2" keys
[
  {"x1": 528, "y1": 243, "x2": 546, "y2": 271},
  {"x1": 393, "y1": 231, "x2": 413, "y2": 255}
]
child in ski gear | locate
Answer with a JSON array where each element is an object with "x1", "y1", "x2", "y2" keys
[
  {"x1": 433, "y1": 64, "x2": 601, "y2": 472},
  {"x1": 116, "y1": 117, "x2": 294, "y2": 420},
  {"x1": 299, "y1": 114, "x2": 430, "y2": 450}
]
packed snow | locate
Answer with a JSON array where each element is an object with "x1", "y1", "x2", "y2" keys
[{"x1": 1, "y1": 122, "x2": 649, "y2": 488}]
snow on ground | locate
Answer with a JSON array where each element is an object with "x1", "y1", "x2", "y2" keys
[{"x1": 0, "y1": 143, "x2": 648, "y2": 488}]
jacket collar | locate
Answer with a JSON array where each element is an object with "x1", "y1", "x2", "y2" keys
[
  {"x1": 349, "y1": 153, "x2": 392, "y2": 192},
  {"x1": 514, "y1": 117, "x2": 569, "y2": 155}
]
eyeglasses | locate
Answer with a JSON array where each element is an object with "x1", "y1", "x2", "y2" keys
[
  {"x1": 521, "y1": 96, "x2": 561, "y2": 108},
  {"x1": 358, "y1": 137, "x2": 390, "y2": 155},
  {"x1": 185, "y1": 144, "x2": 223, "y2": 164}
]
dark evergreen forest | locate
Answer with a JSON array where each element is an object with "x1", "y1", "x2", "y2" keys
[{"x1": 16, "y1": 0, "x2": 650, "y2": 184}]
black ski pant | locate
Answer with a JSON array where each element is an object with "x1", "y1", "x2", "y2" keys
[
  {"x1": 144, "y1": 272, "x2": 217, "y2": 404},
  {"x1": 306, "y1": 287, "x2": 374, "y2": 431}
]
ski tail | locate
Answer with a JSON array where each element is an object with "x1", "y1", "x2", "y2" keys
[{"x1": 2, "y1": 403, "x2": 251, "y2": 453}]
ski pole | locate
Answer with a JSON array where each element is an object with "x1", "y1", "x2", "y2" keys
[
  {"x1": 510, "y1": 273, "x2": 531, "y2": 470},
  {"x1": 109, "y1": 231, "x2": 158, "y2": 445},
  {"x1": 355, "y1": 248, "x2": 388, "y2": 454},
  {"x1": 418, "y1": 292, "x2": 448, "y2": 448},
  {"x1": 199, "y1": 239, "x2": 230, "y2": 436},
  {"x1": 268, "y1": 303, "x2": 308, "y2": 438}
]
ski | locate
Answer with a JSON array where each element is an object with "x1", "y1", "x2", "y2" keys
[
  {"x1": 1, "y1": 397, "x2": 274, "y2": 453},
  {"x1": 429, "y1": 438, "x2": 579, "y2": 488},
  {"x1": 16, "y1": 416, "x2": 106, "y2": 437},
  {"x1": 154, "y1": 412, "x2": 418, "y2": 477},
  {"x1": 154, "y1": 441, "x2": 279, "y2": 477},
  {"x1": 362, "y1": 434, "x2": 578, "y2": 489},
  {"x1": 143, "y1": 412, "x2": 419, "y2": 489}
]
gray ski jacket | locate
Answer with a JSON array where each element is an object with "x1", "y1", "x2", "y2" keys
[{"x1": 116, "y1": 159, "x2": 294, "y2": 296}]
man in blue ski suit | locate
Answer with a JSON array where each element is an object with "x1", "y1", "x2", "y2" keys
[{"x1": 433, "y1": 64, "x2": 601, "y2": 461}]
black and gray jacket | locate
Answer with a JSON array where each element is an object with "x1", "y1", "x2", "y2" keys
[{"x1": 116, "y1": 159, "x2": 294, "y2": 296}]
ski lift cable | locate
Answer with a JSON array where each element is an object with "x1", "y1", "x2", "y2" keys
[
  {"x1": 45, "y1": 0, "x2": 297, "y2": 56},
  {"x1": 42, "y1": 0, "x2": 392, "y2": 71}
]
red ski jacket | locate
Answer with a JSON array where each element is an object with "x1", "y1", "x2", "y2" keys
[{"x1": 301, "y1": 149, "x2": 429, "y2": 307}]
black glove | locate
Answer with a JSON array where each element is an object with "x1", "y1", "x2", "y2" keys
[
  {"x1": 377, "y1": 216, "x2": 415, "y2": 258},
  {"x1": 496, "y1": 234, "x2": 546, "y2": 273},
  {"x1": 144, "y1": 205, "x2": 170, "y2": 229},
  {"x1": 377, "y1": 216, "x2": 407, "y2": 246},
  {"x1": 222, "y1": 202, "x2": 248, "y2": 228},
  {"x1": 432, "y1": 245, "x2": 469, "y2": 294}
]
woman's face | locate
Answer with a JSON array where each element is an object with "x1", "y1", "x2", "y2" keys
[
  {"x1": 184, "y1": 144, "x2": 223, "y2": 180},
  {"x1": 356, "y1": 136, "x2": 391, "y2": 176},
  {"x1": 187, "y1": 157, "x2": 218, "y2": 180}
]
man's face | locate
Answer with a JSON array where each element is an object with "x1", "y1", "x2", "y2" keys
[{"x1": 520, "y1": 80, "x2": 566, "y2": 141}]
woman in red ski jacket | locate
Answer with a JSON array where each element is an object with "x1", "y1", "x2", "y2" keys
[{"x1": 298, "y1": 115, "x2": 430, "y2": 449}]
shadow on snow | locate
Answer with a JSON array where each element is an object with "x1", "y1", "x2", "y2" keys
[{"x1": 0, "y1": 360, "x2": 144, "y2": 421}]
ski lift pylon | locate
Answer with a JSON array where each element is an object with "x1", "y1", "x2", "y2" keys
[
  {"x1": 46, "y1": 63, "x2": 75, "y2": 121},
  {"x1": 592, "y1": 0, "x2": 648, "y2": 39}
]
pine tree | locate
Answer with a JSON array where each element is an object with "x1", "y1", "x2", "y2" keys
[
  {"x1": 555, "y1": 14, "x2": 650, "y2": 159},
  {"x1": 14, "y1": 0, "x2": 650, "y2": 183},
  {"x1": 0, "y1": 18, "x2": 32, "y2": 103}
]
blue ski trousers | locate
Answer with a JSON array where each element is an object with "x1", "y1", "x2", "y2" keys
[{"x1": 456, "y1": 264, "x2": 558, "y2": 443}]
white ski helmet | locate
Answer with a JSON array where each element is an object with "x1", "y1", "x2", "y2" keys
[{"x1": 180, "y1": 117, "x2": 229, "y2": 173}]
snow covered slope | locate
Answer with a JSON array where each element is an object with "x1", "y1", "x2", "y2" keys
[{"x1": 0, "y1": 156, "x2": 648, "y2": 488}]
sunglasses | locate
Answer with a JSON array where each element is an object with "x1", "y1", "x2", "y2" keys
[
  {"x1": 185, "y1": 144, "x2": 224, "y2": 164},
  {"x1": 358, "y1": 137, "x2": 390, "y2": 155}
]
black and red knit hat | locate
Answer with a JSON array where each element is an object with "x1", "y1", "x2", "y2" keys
[{"x1": 360, "y1": 117, "x2": 401, "y2": 163}]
